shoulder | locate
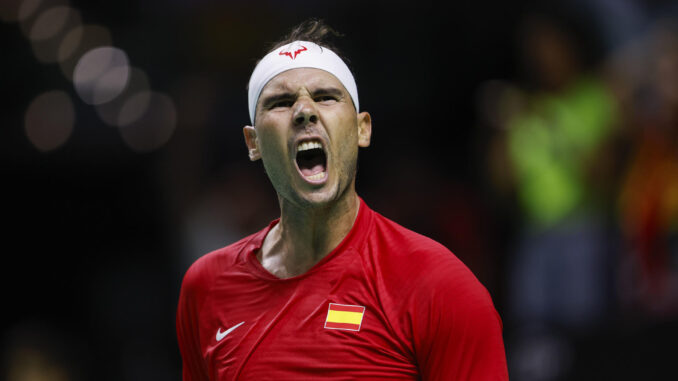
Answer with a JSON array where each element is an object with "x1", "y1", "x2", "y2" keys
[
  {"x1": 369, "y1": 218, "x2": 509, "y2": 379},
  {"x1": 368, "y1": 211, "x2": 477, "y2": 283},
  {"x1": 366, "y1": 210, "x2": 494, "y2": 310}
]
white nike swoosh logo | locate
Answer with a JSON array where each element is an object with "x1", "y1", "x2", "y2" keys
[{"x1": 216, "y1": 321, "x2": 245, "y2": 341}]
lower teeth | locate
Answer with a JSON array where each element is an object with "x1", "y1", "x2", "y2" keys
[{"x1": 306, "y1": 172, "x2": 325, "y2": 181}]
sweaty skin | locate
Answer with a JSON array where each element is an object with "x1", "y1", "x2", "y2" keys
[{"x1": 243, "y1": 68, "x2": 372, "y2": 278}]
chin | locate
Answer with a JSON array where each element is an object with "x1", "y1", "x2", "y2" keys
[
  {"x1": 298, "y1": 189, "x2": 338, "y2": 207},
  {"x1": 290, "y1": 183, "x2": 344, "y2": 210}
]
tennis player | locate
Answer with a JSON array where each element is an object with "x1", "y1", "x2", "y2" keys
[{"x1": 176, "y1": 19, "x2": 508, "y2": 380}]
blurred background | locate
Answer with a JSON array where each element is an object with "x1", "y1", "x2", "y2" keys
[{"x1": 1, "y1": 0, "x2": 677, "y2": 379}]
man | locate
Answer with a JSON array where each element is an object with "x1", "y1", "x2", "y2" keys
[{"x1": 177, "y1": 20, "x2": 508, "y2": 380}]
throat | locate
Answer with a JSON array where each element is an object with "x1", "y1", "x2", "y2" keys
[
  {"x1": 258, "y1": 223, "x2": 331, "y2": 278},
  {"x1": 296, "y1": 148, "x2": 326, "y2": 177},
  {"x1": 259, "y1": 196, "x2": 361, "y2": 279}
]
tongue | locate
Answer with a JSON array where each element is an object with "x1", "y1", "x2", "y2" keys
[{"x1": 300, "y1": 163, "x2": 324, "y2": 177}]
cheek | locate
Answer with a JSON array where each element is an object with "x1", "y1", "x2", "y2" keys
[
  {"x1": 331, "y1": 120, "x2": 360, "y2": 170},
  {"x1": 256, "y1": 125, "x2": 288, "y2": 157},
  {"x1": 326, "y1": 108, "x2": 358, "y2": 140},
  {"x1": 259, "y1": 137, "x2": 282, "y2": 158},
  {"x1": 340, "y1": 120, "x2": 360, "y2": 148}
]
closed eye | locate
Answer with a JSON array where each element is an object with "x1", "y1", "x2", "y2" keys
[
  {"x1": 314, "y1": 95, "x2": 338, "y2": 104},
  {"x1": 268, "y1": 98, "x2": 295, "y2": 109},
  {"x1": 312, "y1": 87, "x2": 343, "y2": 104}
]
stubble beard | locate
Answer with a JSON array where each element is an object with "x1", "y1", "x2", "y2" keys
[{"x1": 262, "y1": 151, "x2": 358, "y2": 213}]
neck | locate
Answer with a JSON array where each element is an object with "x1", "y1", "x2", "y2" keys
[{"x1": 258, "y1": 188, "x2": 360, "y2": 278}]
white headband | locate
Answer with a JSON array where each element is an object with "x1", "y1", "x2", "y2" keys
[{"x1": 247, "y1": 40, "x2": 359, "y2": 125}]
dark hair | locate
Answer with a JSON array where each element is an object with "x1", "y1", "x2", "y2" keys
[
  {"x1": 247, "y1": 19, "x2": 355, "y2": 94},
  {"x1": 263, "y1": 19, "x2": 349, "y2": 64}
]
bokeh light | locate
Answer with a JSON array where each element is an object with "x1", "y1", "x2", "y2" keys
[
  {"x1": 56, "y1": 23, "x2": 82, "y2": 62},
  {"x1": 73, "y1": 46, "x2": 130, "y2": 105},
  {"x1": 16, "y1": 0, "x2": 43, "y2": 23},
  {"x1": 0, "y1": 0, "x2": 22, "y2": 22},
  {"x1": 118, "y1": 91, "x2": 177, "y2": 153},
  {"x1": 28, "y1": 5, "x2": 81, "y2": 63},
  {"x1": 24, "y1": 90, "x2": 75, "y2": 152},
  {"x1": 18, "y1": 0, "x2": 70, "y2": 37},
  {"x1": 28, "y1": 5, "x2": 71, "y2": 41},
  {"x1": 58, "y1": 24, "x2": 112, "y2": 80},
  {"x1": 95, "y1": 67, "x2": 150, "y2": 127},
  {"x1": 117, "y1": 91, "x2": 151, "y2": 127}
]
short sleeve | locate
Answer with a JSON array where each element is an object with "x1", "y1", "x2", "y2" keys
[
  {"x1": 410, "y1": 254, "x2": 508, "y2": 381},
  {"x1": 176, "y1": 263, "x2": 210, "y2": 381}
]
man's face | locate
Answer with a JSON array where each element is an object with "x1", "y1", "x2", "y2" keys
[{"x1": 244, "y1": 68, "x2": 371, "y2": 208}]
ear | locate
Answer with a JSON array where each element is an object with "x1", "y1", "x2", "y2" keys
[
  {"x1": 357, "y1": 111, "x2": 372, "y2": 147},
  {"x1": 243, "y1": 126, "x2": 261, "y2": 161}
]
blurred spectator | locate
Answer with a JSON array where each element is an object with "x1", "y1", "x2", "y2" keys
[
  {"x1": 506, "y1": 12, "x2": 618, "y2": 328},
  {"x1": 611, "y1": 20, "x2": 678, "y2": 319},
  {"x1": 482, "y1": 8, "x2": 621, "y2": 380}
]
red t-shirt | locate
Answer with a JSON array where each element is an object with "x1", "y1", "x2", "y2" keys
[{"x1": 176, "y1": 198, "x2": 508, "y2": 380}]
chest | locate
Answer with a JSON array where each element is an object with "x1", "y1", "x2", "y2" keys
[{"x1": 198, "y1": 259, "x2": 417, "y2": 380}]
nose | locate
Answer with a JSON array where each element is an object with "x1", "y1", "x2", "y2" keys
[{"x1": 293, "y1": 98, "x2": 318, "y2": 127}]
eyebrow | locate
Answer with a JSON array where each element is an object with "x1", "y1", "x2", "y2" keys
[
  {"x1": 311, "y1": 87, "x2": 344, "y2": 99},
  {"x1": 260, "y1": 92, "x2": 295, "y2": 108},
  {"x1": 260, "y1": 87, "x2": 345, "y2": 108}
]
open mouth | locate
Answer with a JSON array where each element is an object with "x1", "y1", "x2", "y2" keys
[{"x1": 295, "y1": 140, "x2": 327, "y2": 183}]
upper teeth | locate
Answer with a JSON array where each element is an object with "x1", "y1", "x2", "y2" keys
[{"x1": 297, "y1": 141, "x2": 323, "y2": 152}]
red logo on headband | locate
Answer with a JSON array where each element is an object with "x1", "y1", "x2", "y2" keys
[{"x1": 279, "y1": 43, "x2": 307, "y2": 60}]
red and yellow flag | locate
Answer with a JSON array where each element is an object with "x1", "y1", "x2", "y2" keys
[{"x1": 324, "y1": 303, "x2": 365, "y2": 331}]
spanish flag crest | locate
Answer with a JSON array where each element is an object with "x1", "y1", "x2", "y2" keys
[{"x1": 324, "y1": 303, "x2": 365, "y2": 331}]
